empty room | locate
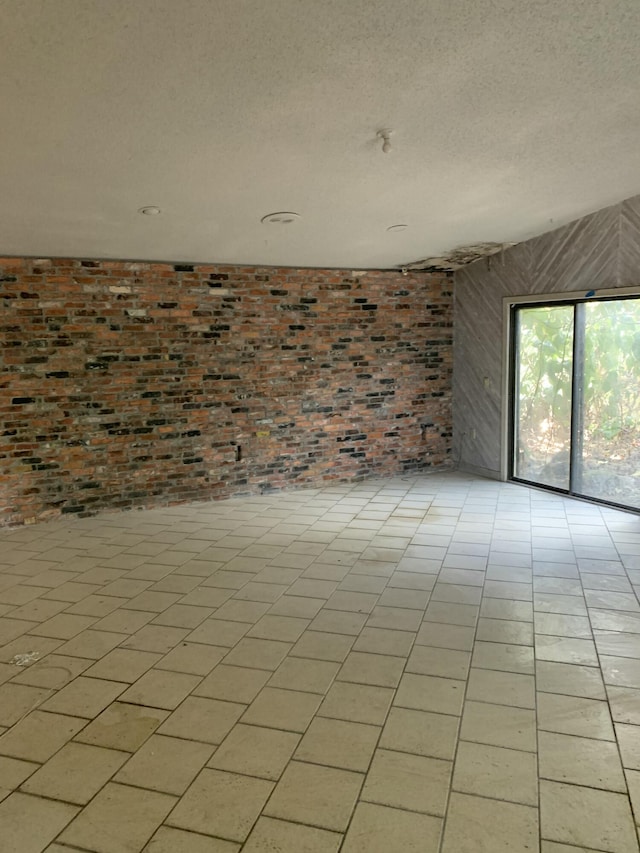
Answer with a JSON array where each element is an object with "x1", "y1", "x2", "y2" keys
[{"x1": 1, "y1": 1, "x2": 640, "y2": 852}]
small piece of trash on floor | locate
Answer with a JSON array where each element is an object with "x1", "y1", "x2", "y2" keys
[{"x1": 10, "y1": 651, "x2": 41, "y2": 666}]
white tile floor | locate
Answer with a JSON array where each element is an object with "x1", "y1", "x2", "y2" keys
[{"x1": 0, "y1": 472, "x2": 639, "y2": 852}]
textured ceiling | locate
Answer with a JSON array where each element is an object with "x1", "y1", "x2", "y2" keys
[{"x1": 1, "y1": 0, "x2": 640, "y2": 269}]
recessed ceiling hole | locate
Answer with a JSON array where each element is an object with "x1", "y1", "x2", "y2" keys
[{"x1": 261, "y1": 211, "x2": 301, "y2": 225}]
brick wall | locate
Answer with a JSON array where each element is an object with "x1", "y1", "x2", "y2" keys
[{"x1": 0, "y1": 257, "x2": 453, "y2": 525}]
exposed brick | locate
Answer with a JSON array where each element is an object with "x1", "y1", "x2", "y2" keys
[{"x1": 0, "y1": 257, "x2": 453, "y2": 526}]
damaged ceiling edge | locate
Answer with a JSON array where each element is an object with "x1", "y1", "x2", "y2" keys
[{"x1": 401, "y1": 241, "x2": 517, "y2": 272}]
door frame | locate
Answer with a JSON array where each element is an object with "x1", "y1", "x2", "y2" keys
[{"x1": 501, "y1": 286, "x2": 640, "y2": 488}]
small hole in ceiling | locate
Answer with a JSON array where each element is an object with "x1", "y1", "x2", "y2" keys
[
  {"x1": 261, "y1": 211, "x2": 301, "y2": 225},
  {"x1": 139, "y1": 206, "x2": 162, "y2": 216}
]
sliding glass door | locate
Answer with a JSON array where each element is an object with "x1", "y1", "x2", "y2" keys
[{"x1": 512, "y1": 295, "x2": 640, "y2": 511}]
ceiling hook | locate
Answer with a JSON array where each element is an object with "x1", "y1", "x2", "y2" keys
[{"x1": 377, "y1": 129, "x2": 393, "y2": 153}]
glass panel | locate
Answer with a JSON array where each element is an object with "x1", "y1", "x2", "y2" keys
[
  {"x1": 578, "y1": 298, "x2": 640, "y2": 508},
  {"x1": 514, "y1": 305, "x2": 574, "y2": 489}
]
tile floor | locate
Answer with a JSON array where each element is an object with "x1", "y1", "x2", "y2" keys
[{"x1": 0, "y1": 472, "x2": 639, "y2": 852}]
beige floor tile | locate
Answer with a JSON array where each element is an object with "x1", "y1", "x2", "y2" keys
[
  {"x1": 310, "y1": 609, "x2": 368, "y2": 635},
  {"x1": 8, "y1": 598, "x2": 67, "y2": 622},
  {"x1": 120, "y1": 624, "x2": 190, "y2": 654},
  {"x1": 0, "y1": 755, "x2": 39, "y2": 789},
  {"x1": 406, "y1": 645, "x2": 471, "y2": 679},
  {"x1": 325, "y1": 590, "x2": 379, "y2": 613},
  {"x1": 541, "y1": 842, "x2": 608, "y2": 853},
  {"x1": 119, "y1": 669, "x2": 200, "y2": 710},
  {"x1": 536, "y1": 613, "x2": 593, "y2": 639},
  {"x1": 247, "y1": 614, "x2": 310, "y2": 643},
  {"x1": 213, "y1": 600, "x2": 271, "y2": 623},
  {"x1": 472, "y1": 640, "x2": 534, "y2": 674},
  {"x1": 83, "y1": 648, "x2": 162, "y2": 683},
  {"x1": 453, "y1": 741, "x2": 538, "y2": 805},
  {"x1": 626, "y1": 768, "x2": 640, "y2": 826},
  {"x1": 0, "y1": 710, "x2": 85, "y2": 762},
  {"x1": 243, "y1": 816, "x2": 341, "y2": 853},
  {"x1": 467, "y1": 668, "x2": 536, "y2": 709},
  {"x1": 208, "y1": 724, "x2": 299, "y2": 780},
  {"x1": 158, "y1": 696, "x2": 244, "y2": 743},
  {"x1": 535, "y1": 635, "x2": 599, "y2": 666},
  {"x1": 150, "y1": 575, "x2": 202, "y2": 594},
  {"x1": 342, "y1": 802, "x2": 442, "y2": 853},
  {"x1": 380, "y1": 706, "x2": 459, "y2": 760},
  {"x1": 22, "y1": 742, "x2": 128, "y2": 804},
  {"x1": 30, "y1": 613, "x2": 96, "y2": 640},
  {"x1": 339, "y1": 573, "x2": 388, "y2": 594},
  {"x1": 601, "y1": 655, "x2": 640, "y2": 689},
  {"x1": 168, "y1": 768, "x2": 274, "y2": 841},
  {"x1": 288, "y1": 579, "x2": 338, "y2": 599},
  {"x1": 291, "y1": 630, "x2": 354, "y2": 662},
  {"x1": 0, "y1": 792, "x2": 78, "y2": 853},
  {"x1": 608, "y1": 686, "x2": 640, "y2": 726},
  {"x1": 432, "y1": 582, "x2": 484, "y2": 604},
  {"x1": 302, "y1": 564, "x2": 348, "y2": 584},
  {"x1": 295, "y1": 717, "x2": 379, "y2": 772},
  {"x1": 214, "y1": 629, "x2": 286, "y2": 665},
  {"x1": 538, "y1": 693, "x2": 615, "y2": 740},
  {"x1": 388, "y1": 571, "x2": 436, "y2": 592},
  {"x1": 480, "y1": 598, "x2": 533, "y2": 621},
  {"x1": 145, "y1": 826, "x2": 240, "y2": 852},
  {"x1": 540, "y1": 779, "x2": 638, "y2": 853},
  {"x1": 152, "y1": 603, "x2": 214, "y2": 629},
  {"x1": 353, "y1": 627, "x2": 415, "y2": 657},
  {"x1": 415, "y1": 621, "x2": 475, "y2": 651},
  {"x1": 180, "y1": 587, "x2": 236, "y2": 608},
  {"x1": 57, "y1": 629, "x2": 128, "y2": 659},
  {"x1": 594, "y1": 631, "x2": 640, "y2": 659},
  {"x1": 115, "y1": 734, "x2": 213, "y2": 794},
  {"x1": 241, "y1": 686, "x2": 321, "y2": 732},
  {"x1": 363, "y1": 748, "x2": 451, "y2": 815},
  {"x1": 234, "y1": 582, "x2": 288, "y2": 604},
  {"x1": 60, "y1": 782, "x2": 176, "y2": 853},
  {"x1": 41, "y1": 676, "x2": 126, "y2": 718},
  {"x1": 265, "y1": 760, "x2": 363, "y2": 832},
  {"x1": 366, "y1": 605, "x2": 423, "y2": 631},
  {"x1": 537, "y1": 660, "x2": 606, "y2": 699},
  {"x1": 442, "y1": 792, "x2": 539, "y2": 853},
  {"x1": 439, "y1": 568, "x2": 485, "y2": 587},
  {"x1": 319, "y1": 681, "x2": 394, "y2": 725},
  {"x1": 9, "y1": 653, "x2": 92, "y2": 690},
  {"x1": 155, "y1": 642, "x2": 226, "y2": 676},
  {"x1": 0, "y1": 683, "x2": 52, "y2": 726},
  {"x1": 268, "y1": 656, "x2": 340, "y2": 694},
  {"x1": 194, "y1": 664, "x2": 270, "y2": 703},
  {"x1": 337, "y1": 651, "x2": 405, "y2": 688},
  {"x1": 539, "y1": 731, "x2": 626, "y2": 791},
  {"x1": 255, "y1": 567, "x2": 303, "y2": 585},
  {"x1": 378, "y1": 588, "x2": 431, "y2": 610},
  {"x1": 424, "y1": 601, "x2": 479, "y2": 626},
  {"x1": 92, "y1": 608, "x2": 155, "y2": 635},
  {"x1": 268, "y1": 595, "x2": 324, "y2": 619},
  {"x1": 616, "y1": 723, "x2": 640, "y2": 770},
  {"x1": 534, "y1": 593, "x2": 588, "y2": 616},
  {"x1": 394, "y1": 672, "x2": 466, "y2": 715},
  {"x1": 66, "y1": 595, "x2": 124, "y2": 618},
  {"x1": 75, "y1": 702, "x2": 169, "y2": 751},
  {"x1": 100, "y1": 578, "x2": 153, "y2": 598},
  {"x1": 460, "y1": 701, "x2": 537, "y2": 751}
]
